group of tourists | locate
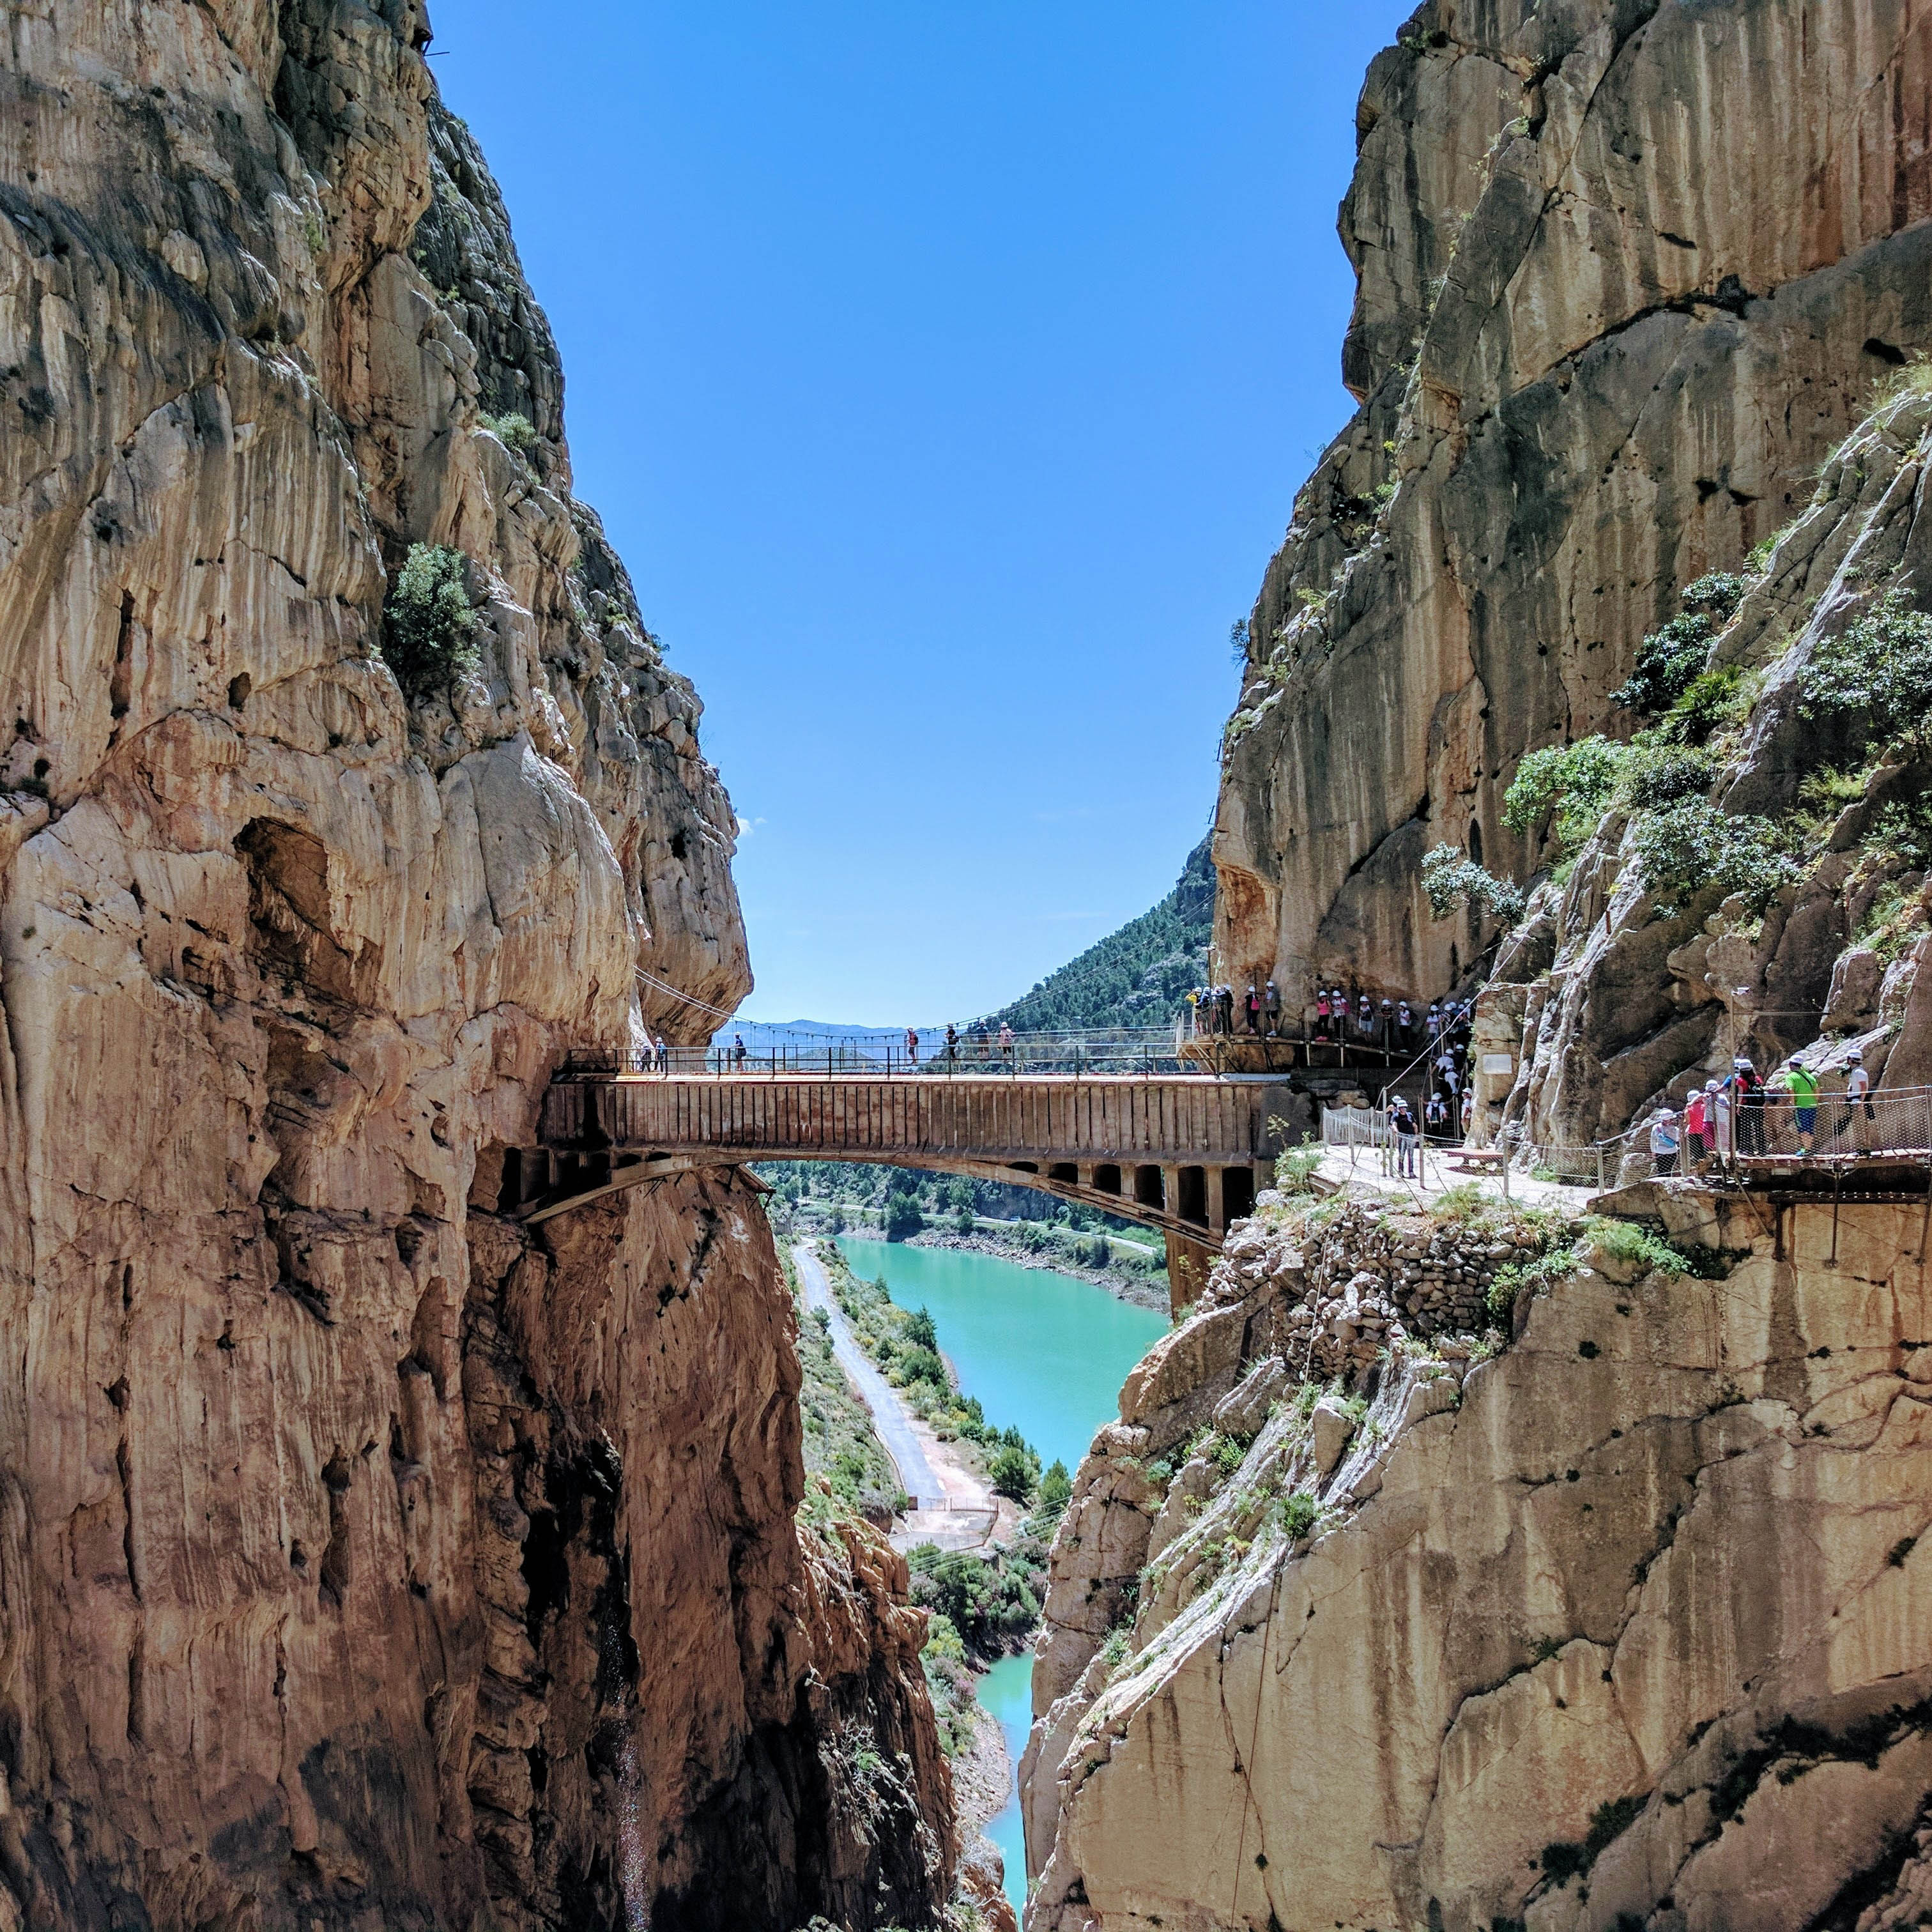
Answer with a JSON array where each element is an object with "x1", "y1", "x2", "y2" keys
[
  {"x1": 1312, "y1": 988, "x2": 1415, "y2": 1047},
  {"x1": 1189, "y1": 983, "x2": 1286, "y2": 1036},
  {"x1": 902, "y1": 1023, "x2": 1017, "y2": 1065},
  {"x1": 1186, "y1": 980, "x2": 1482, "y2": 1059},
  {"x1": 1646, "y1": 1050, "x2": 1876, "y2": 1173},
  {"x1": 1381, "y1": 997, "x2": 1480, "y2": 1175}
]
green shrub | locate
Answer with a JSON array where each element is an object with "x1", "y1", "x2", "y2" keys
[
  {"x1": 1538, "y1": 1795, "x2": 1648, "y2": 1889},
  {"x1": 478, "y1": 409, "x2": 539, "y2": 455},
  {"x1": 893, "y1": 1345, "x2": 948, "y2": 1392},
  {"x1": 1631, "y1": 799, "x2": 1800, "y2": 917},
  {"x1": 1614, "y1": 612, "x2": 1713, "y2": 715},
  {"x1": 1036, "y1": 1458, "x2": 1073, "y2": 1522},
  {"x1": 1584, "y1": 1216, "x2": 1691, "y2": 1277},
  {"x1": 1682, "y1": 573, "x2": 1749, "y2": 620},
  {"x1": 988, "y1": 1441, "x2": 1040, "y2": 1504},
  {"x1": 381, "y1": 543, "x2": 479, "y2": 699},
  {"x1": 1502, "y1": 737, "x2": 1627, "y2": 852},
  {"x1": 1271, "y1": 1126, "x2": 1322, "y2": 1193},
  {"x1": 904, "y1": 1306, "x2": 938, "y2": 1351},
  {"x1": 1856, "y1": 878, "x2": 1929, "y2": 965},
  {"x1": 907, "y1": 1542, "x2": 1044, "y2": 1656},
  {"x1": 1661, "y1": 663, "x2": 1750, "y2": 746},
  {"x1": 1873, "y1": 354, "x2": 1932, "y2": 410},
  {"x1": 1486, "y1": 1245, "x2": 1577, "y2": 1318},
  {"x1": 1623, "y1": 740, "x2": 1715, "y2": 811},
  {"x1": 1422, "y1": 844, "x2": 1525, "y2": 923},
  {"x1": 1867, "y1": 793, "x2": 1932, "y2": 868},
  {"x1": 1794, "y1": 763, "x2": 1874, "y2": 836},
  {"x1": 1431, "y1": 1183, "x2": 1491, "y2": 1223},
  {"x1": 1800, "y1": 592, "x2": 1932, "y2": 755},
  {"x1": 1281, "y1": 1491, "x2": 1318, "y2": 1541}
]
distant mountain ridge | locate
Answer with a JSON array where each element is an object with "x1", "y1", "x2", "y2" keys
[{"x1": 981, "y1": 834, "x2": 1211, "y2": 1032}]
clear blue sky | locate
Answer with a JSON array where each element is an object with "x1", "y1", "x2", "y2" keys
[{"x1": 433, "y1": 3, "x2": 1409, "y2": 1023}]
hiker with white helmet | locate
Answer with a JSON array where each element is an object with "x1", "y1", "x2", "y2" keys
[
  {"x1": 1733, "y1": 1055, "x2": 1765, "y2": 1156},
  {"x1": 1649, "y1": 1105, "x2": 1682, "y2": 1177},
  {"x1": 1835, "y1": 1047, "x2": 1875, "y2": 1151},
  {"x1": 1709, "y1": 1076, "x2": 1733, "y2": 1168}
]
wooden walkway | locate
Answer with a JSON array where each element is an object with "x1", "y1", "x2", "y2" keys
[{"x1": 508, "y1": 1073, "x2": 1307, "y2": 1277}]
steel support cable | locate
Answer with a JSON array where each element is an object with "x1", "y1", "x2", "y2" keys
[{"x1": 632, "y1": 962, "x2": 742, "y2": 1022}]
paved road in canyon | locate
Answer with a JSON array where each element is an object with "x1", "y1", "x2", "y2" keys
[{"x1": 793, "y1": 1241, "x2": 943, "y2": 1508}]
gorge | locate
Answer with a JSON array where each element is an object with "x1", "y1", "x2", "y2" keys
[{"x1": 7, "y1": 2, "x2": 1932, "y2": 1931}]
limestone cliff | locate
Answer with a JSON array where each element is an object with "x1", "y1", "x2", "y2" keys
[
  {"x1": 1482, "y1": 381, "x2": 1932, "y2": 1151},
  {"x1": 0, "y1": 3, "x2": 951, "y2": 1927},
  {"x1": 1216, "y1": 0, "x2": 1932, "y2": 1008},
  {"x1": 1021, "y1": 1186, "x2": 1932, "y2": 1931}
]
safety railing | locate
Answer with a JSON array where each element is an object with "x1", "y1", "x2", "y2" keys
[
  {"x1": 1328, "y1": 1087, "x2": 1932, "y2": 1195},
  {"x1": 1181, "y1": 1000, "x2": 1457, "y2": 1071},
  {"x1": 561, "y1": 1029, "x2": 1200, "y2": 1079}
]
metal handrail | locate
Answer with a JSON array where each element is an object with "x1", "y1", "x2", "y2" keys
[
  {"x1": 1328, "y1": 1084, "x2": 1932, "y2": 1192},
  {"x1": 562, "y1": 1034, "x2": 1197, "y2": 1079}
]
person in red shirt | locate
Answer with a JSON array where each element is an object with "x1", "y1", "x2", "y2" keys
[{"x1": 1683, "y1": 1085, "x2": 1710, "y2": 1170}]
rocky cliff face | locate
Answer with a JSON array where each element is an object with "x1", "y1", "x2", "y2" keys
[
  {"x1": 0, "y1": 3, "x2": 951, "y2": 1927},
  {"x1": 1021, "y1": 1186, "x2": 1932, "y2": 1931},
  {"x1": 1483, "y1": 380, "x2": 1932, "y2": 1152},
  {"x1": 1216, "y1": 0, "x2": 1932, "y2": 1008}
]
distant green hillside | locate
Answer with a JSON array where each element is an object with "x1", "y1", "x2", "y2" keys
[{"x1": 985, "y1": 834, "x2": 1212, "y2": 1032}]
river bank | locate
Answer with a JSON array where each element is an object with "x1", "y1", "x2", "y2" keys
[
  {"x1": 902, "y1": 1224, "x2": 1168, "y2": 1311},
  {"x1": 792, "y1": 1196, "x2": 1170, "y2": 1311},
  {"x1": 792, "y1": 1241, "x2": 1019, "y2": 1551}
]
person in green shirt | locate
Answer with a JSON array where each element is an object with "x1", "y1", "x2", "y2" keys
[{"x1": 1786, "y1": 1061, "x2": 1820, "y2": 1155}]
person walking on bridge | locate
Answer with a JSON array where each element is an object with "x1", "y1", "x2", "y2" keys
[
  {"x1": 1734, "y1": 1056, "x2": 1765, "y2": 1156},
  {"x1": 1683, "y1": 1083, "x2": 1710, "y2": 1171},
  {"x1": 999, "y1": 1022, "x2": 1015, "y2": 1065},
  {"x1": 654, "y1": 1032, "x2": 669, "y2": 1074},
  {"x1": 1390, "y1": 1095, "x2": 1420, "y2": 1177},
  {"x1": 1245, "y1": 985, "x2": 1263, "y2": 1034},
  {"x1": 1787, "y1": 1059, "x2": 1820, "y2": 1155},
  {"x1": 732, "y1": 1032, "x2": 747, "y2": 1071},
  {"x1": 905, "y1": 1027, "x2": 919, "y2": 1067},
  {"x1": 1264, "y1": 980, "x2": 1282, "y2": 1036},
  {"x1": 1834, "y1": 1048, "x2": 1874, "y2": 1151},
  {"x1": 1315, "y1": 988, "x2": 1331, "y2": 1039},
  {"x1": 1649, "y1": 1106, "x2": 1681, "y2": 1176},
  {"x1": 944, "y1": 1024, "x2": 960, "y2": 1064}
]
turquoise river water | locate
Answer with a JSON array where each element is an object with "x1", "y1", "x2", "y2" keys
[{"x1": 836, "y1": 1238, "x2": 1169, "y2": 1913}]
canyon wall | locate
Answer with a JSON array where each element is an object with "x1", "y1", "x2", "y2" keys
[
  {"x1": 0, "y1": 3, "x2": 951, "y2": 1927},
  {"x1": 1216, "y1": 0, "x2": 1932, "y2": 1009},
  {"x1": 1022, "y1": 1187, "x2": 1932, "y2": 1931}
]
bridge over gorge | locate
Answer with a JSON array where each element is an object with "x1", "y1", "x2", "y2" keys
[{"x1": 498, "y1": 1054, "x2": 1311, "y2": 1307}]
